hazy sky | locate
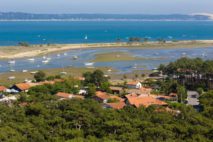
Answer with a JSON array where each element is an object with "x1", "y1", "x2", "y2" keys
[{"x1": 0, "y1": 0, "x2": 213, "y2": 14}]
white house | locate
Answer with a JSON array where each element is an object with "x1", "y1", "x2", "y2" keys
[{"x1": 126, "y1": 81, "x2": 142, "y2": 89}]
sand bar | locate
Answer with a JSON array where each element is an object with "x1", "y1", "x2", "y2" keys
[{"x1": 0, "y1": 40, "x2": 213, "y2": 59}]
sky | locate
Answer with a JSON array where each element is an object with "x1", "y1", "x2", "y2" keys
[{"x1": 0, "y1": 0, "x2": 213, "y2": 14}]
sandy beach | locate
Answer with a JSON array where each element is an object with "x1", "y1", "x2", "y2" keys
[{"x1": 0, "y1": 40, "x2": 213, "y2": 59}]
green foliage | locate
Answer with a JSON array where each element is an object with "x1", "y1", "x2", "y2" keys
[
  {"x1": 199, "y1": 90, "x2": 213, "y2": 119},
  {"x1": 83, "y1": 70, "x2": 108, "y2": 87},
  {"x1": 18, "y1": 41, "x2": 30, "y2": 47},
  {"x1": 159, "y1": 58, "x2": 213, "y2": 90},
  {"x1": 128, "y1": 37, "x2": 141, "y2": 42},
  {"x1": 177, "y1": 85, "x2": 187, "y2": 103},
  {"x1": 107, "y1": 98, "x2": 119, "y2": 103},
  {"x1": 87, "y1": 83, "x2": 96, "y2": 98},
  {"x1": 28, "y1": 78, "x2": 81, "y2": 99},
  {"x1": 100, "y1": 82, "x2": 111, "y2": 93},
  {"x1": 0, "y1": 97, "x2": 212, "y2": 141},
  {"x1": 197, "y1": 87, "x2": 204, "y2": 95},
  {"x1": 34, "y1": 71, "x2": 46, "y2": 82}
]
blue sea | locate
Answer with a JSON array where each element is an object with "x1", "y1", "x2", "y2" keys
[
  {"x1": 0, "y1": 21, "x2": 213, "y2": 45},
  {"x1": 0, "y1": 21, "x2": 213, "y2": 73}
]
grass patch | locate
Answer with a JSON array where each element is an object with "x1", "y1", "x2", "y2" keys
[
  {"x1": 91, "y1": 52, "x2": 142, "y2": 62},
  {"x1": 0, "y1": 67, "x2": 115, "y2": 87}
]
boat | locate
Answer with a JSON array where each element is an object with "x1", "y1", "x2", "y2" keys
[
  {"x1": 28, "y1": 58, "x2": 35, "y2": 61},
  {"x1": 132, "y1": 64, "x2": 138, "y2": 69},
  {"x1": 43, "y1": 56, "x2": 46, "y2": 59},
  {"x1": 8, "y1": 60, "x2": 15, "y2": 64},
  {"x1": 84, "y1": 35, "x2": 88, "y2": 40},
  {"x1": 30, "y1": 71, "x2": 38, "y2": 74},
  {"x1": 47, "y1": 57, "x2": 51, "y2": 60},
  {"x1": 8, "y1": 76, "x2": 16, "y2": 80},
  {"x1": 60, "y1": 72, "x2": 67, "y2": 75},
  {"x1": 84, "y1": 62, "x2": 94, "y2": 66},
  {"x1": 22, "y1": 70, "x2": 28, "y2": 73},
  {"x1": 72, "y1": 55, "x2": 78, "y2": 60},
  {"x1": 182, "y1": 52, "x2": 187, "y2": 56},
  {"x1": 64, "y1": 53, "x2": 67, "y2": 56},
  {"x1": 42, "y1": 60, "x2": 49, "y2": 64},
  {"x1": 202, "y1": 52, "x2": 207, "y2": 57},
  {"x1": 57, "y1": 54, "x2": 61, "y2": 57},
  {"x1": 10, "y1": 69, "x2": 15, "y2": 72}
]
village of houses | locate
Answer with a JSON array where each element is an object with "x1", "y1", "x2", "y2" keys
[{"x1": 0, "y1": 75, "x2": 199, "y2": 113}]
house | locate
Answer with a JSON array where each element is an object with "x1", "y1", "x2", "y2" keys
[
  {"x1": 95, "y1": 91, "x2": 126, "y2": 110},
  {"x1": 0, "y1": 86, "x2": 7, "y2": 92},
  {"x1": 10, "y1": 83, "x2": 31, "y2": 92},
  {"x1": 110, "y1": 86, "x2": 123, "y2": 94},
  {"x1": 56, "y1": 92, "x2": 73, "y2": 99},
  {"x1": 94, "y1": 91, "x2": 110, "y2": 103},
  {"x1": 55, "y1": 92, "x2": 84, "y2": 100},
  {"x1": 95, "y1": 91, "x2": 125, "y2": 104},
  {"x1": 126, "y1": 86, "x2": 153, "y2": 95},
  {"x1": 125, "y1": 94, "x2": 167, "y2": 108},
  {"x1": 126, "y1": 81, "x2": 142, "y2": 89},
  {"x1": 79, "y1": 89, "x2": 87, "y2": 95},
  {"x1": 104, "y1": 101, "x2": 126, "y2": 110}
]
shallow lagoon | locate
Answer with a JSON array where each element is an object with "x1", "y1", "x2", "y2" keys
[{"x1": 0, "y1": 47, "x2": 212, "y2": 73}]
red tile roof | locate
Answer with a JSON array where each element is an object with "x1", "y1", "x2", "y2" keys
[
  {"x1": 127, "y1": 81, "x2": 140, "y2": 86},
  {"x1": 106, "y1": 101, "x2": 126, "y2": 110},
  {"x1": 72, "y1": 95, "x2": 85, "y2": 100},
  {"x1": 126, "y1": 94, "x2": 167, "y2": 108},
  {"x1": 56, "y1": 92, "x2": 72, "y2": 99},
  {"x1": 0, "y1": 86, "x2": 7, "y2": 92},
  {"x1": 95, "y1": 91, "x2": 110, "y2": 100},
  {"x1": 15, "y1": 83, "x2": 31, "y2": 91}
]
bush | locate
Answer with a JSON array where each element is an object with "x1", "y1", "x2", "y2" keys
[{"x1": 34, "y1": 71, "x2": 46, "y2": 82}]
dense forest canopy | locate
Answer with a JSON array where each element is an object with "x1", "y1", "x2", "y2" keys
[
  {"x1": 159, "y1": 58, "x2": 213, "y2": 90},
  {"x1": 0, "y1": 59, "x2": 213, "y2": 141},
  {"x1": 0, "y1": 95, "x2": 213, "y2": 142}
]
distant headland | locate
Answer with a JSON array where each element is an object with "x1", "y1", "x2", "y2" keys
[{"x1": 0, "y1": 12, "x2": 213, "y2": 21}]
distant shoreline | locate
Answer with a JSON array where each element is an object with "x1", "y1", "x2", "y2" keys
[
  {"x1": 0, "y1": 19, "x2": 213, "y2": 22},
  {"x1": 0, "y1": 40, "x2": 213, "y2": 60}
]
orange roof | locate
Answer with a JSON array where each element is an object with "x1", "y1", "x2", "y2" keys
[
  {"x1": 95, "y1": 91, "x2": 109, "y2": 100},
  {"x1": 106, "y1": 102, "x2": 126, "y2": 110},
  {"x1": 125, "y1": 93, "x2": 138, "y2": 98},
  {"x1": 0, "y1": 86, "x2": 7, "y2": 91},
  {"x1": 56, "y1": 92, "x2": 72, "y2": 99},
  {"x1": 127, "y1": 81, "x2": 140, "y2": 86},
  {"x1": 15, "y1": 83, "x2": 31, "y2": 91},
  {"x1": 126, "y1": 94, "x2": 167, "y2": 108},
  {"x1": 19, "y1": 102, "x2": 30, "y2": 107},
  {"x1": 72, "y1": 95, "x2": 85, "y2": 100}
]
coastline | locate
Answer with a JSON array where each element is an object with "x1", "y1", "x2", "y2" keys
[{"x1": 0, "y1": 40, "x2": 213, "y2": 59}]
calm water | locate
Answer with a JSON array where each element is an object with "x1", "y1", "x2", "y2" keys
[
  {"x1": 0, "y1": 21, "x2": 213, "y2": 45},
  {"x1": 0, "y1": 47, "x2": 212, "y2": 73},
  {"x1": 0, "y1": 21, "x2": 213, "y2": 73}
]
